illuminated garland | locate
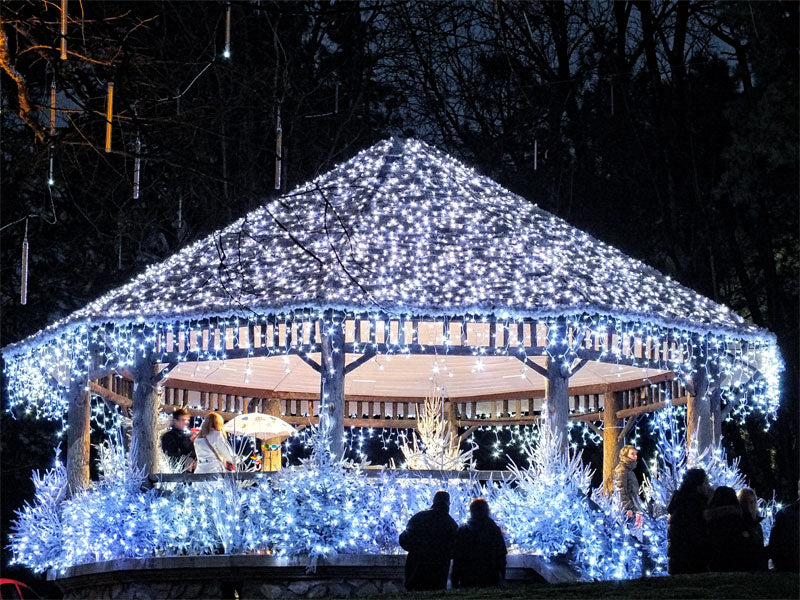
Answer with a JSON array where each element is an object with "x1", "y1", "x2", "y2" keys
[{"x1": 2, "y1": 138, "x2": 782, "y2": 429}]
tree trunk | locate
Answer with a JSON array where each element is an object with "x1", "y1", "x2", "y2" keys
[
  {"x1": 320, "y1": 310, "x2": 345, "y2": 458},
  {"x1": 263, "y1": 397, "x2": 283, "y2": 471},
  {"x1": 544, "y1": 319, "x2": 570, "y2": 445},
  {"x1": 603, "y1": 390, "x2": 623, "y2": 493},
  {"x1": 130, "y1": 353, "x2": 160, "y2": 476},
  {"x1": 686, "y1": 350, "x2": 712, "y2": 454},
  {"x1": 66, "y1": 376, "x2": 91, "y2": 496}
]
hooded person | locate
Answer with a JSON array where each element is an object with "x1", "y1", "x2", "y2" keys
[
  {"x1": 398, "y1": 490, "x2": 458, "y2": 591},
  {"x1": 704, "y1": 486, "x2": 749, "y2": 572},
  {"x1": 451, "y1": 498, "x2": 507, "y2": 588},
  {"x1": 667, "y1": 468, "x2": 711, "y2": 574},
  {"x1": 613, "y1": 445, "x2": 644, "y2": 516},
  {"x1": 768, "y1": 480, "x2": 800, "y2": 572}
]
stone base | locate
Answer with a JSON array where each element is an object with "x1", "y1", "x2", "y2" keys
[
  {"x1": 49, "y1": 553, "x2": 578, "y2": 598},
  {"x1": 49, "y1": 555, "x2": 406, "y2": 599}
]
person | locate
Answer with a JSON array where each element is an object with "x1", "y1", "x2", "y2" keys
[
  {"x1": 737, "y1": 487, "x2": 767, "y2": 571},
  {"x1": 767, "y1": 482, "x2": 799, "y2": 572},
  {"x1": 451, "y1": 498, "x2": 507, "y2": 588},
  {"x1": 613, "y1": 445, "x2": 644, "y2": 516},
  {"x1": 667, "y1": 468, "x2": 711, "y2": 574},
  {"x1": 398, "y1": 490, "x2": 458, "y2": 591},
  {"x1": 160, "y1": 408, "x2": 197, "y2": 471},
  {"x1": 704, "y1": 485, "x2": 749, "y2": 572},
  {"x1": 194, "y1": 412, "x2": 237, "y2": 474}
]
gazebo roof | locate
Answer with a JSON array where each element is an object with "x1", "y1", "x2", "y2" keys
[{"x1": 5, "y1": 138, "x2": 769, "y2": 356}]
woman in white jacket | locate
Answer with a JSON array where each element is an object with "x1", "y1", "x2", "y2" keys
[{"x1": 194, "y1": 412, "x2": 237, "y2": 473}]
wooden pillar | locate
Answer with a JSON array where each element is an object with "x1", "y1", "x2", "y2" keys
[
  {"x1": 320, "y1": 310, "x2": 345, "y2": 458},
  {"x1": 443, "y1": 399, "x2": 459, "y2": 453},
  {"x1": 544, "y1": 318, "x2": 570, "y2": 445},
  {"x1": 130, "y1": 353, "x2": 160, "y2": 476},
  {"x1": 66, "y1": 376, "x2": 91, "y2": 496},
  {"x1": 263, "y1": 397, "x2": 283, "y2": 471},
  {"x1": 686, "y1": 335, "x2": 711, "y2": 453},
  {"x1": 602, "y1": 390, "x2": 623, "y2": 492}
]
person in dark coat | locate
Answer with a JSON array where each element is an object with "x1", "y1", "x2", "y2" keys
[
  {"x1": 160, "y1": 408, "x2": 197, "y2": 471},
  {"x1": 704, "y1": 486, "x2": 749, "y2": 572},
  {"x1": 451, "y1": 498, "x2": 507, "y2": 588},
  {"x1": 613, "y1": 445, "x2": 644, "y2": 516},
  {"x1": 737, "y1": 487, "x2": 767, "y2": 571},
  {"x1": 667, "y1": 468, "x2": 711, "y2": 574},
  {"x1": 398, "y1": 490, "x2": 458, "y2": 591},
  {"x1": 767, "y1": 485, "x2": 799, "y2": 572}
]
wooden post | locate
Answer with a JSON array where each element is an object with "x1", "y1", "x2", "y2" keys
[
  {"x1": 320, "y1": 310, "x2": 345, "y2": 458},
  {"x1": 686, "y1": 335, "x2": 711, "y2": 453},
  {"x1": 66, "y1": 376, "x2": 91, "y2": 496},
  {"x1": 602, "y1": 390, "x2": 623, "y2": 493},
  {"x1": 130, "y1": 353, "x2": 160, "y2": 476},
  {"x1": 544, "y1": 318, "x2": 570, "y2": 445},
  {"x1": 263, "y1": 397, "x2": 283, "y2": 471},
  {"x1": 443, "y1": 399, "x2": 459, "y2": 453}
]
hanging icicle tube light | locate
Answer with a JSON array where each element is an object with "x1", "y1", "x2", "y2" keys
[
  {"x1": 275, "y1": 106, "x2": 282, "y2": 190},
  {"x1": 133, "y1": 135, "x2": 142, "y2": 200},
  {"x1": 223, "y1": 3, "x2": 231, "y2": 59},
  {"x1": 48, "y1": 73, "x2": 56, "y2": 186},
  {"x1": 105, "y1": 82, "x2": 114, "y2": 153},
  {"x1": 60, "y1": 0, "x2": 68, "y2": 60},
  {"x1": 20, "y1": 219, "x2": 29, "y2": 306}
]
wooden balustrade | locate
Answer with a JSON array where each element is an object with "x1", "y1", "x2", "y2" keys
[
  {"x1": 89, "y1": 371, "x2": 687, "y2": 431},
  {"x1": 137, "y1": 314, "x2": 693, "y2": 371}
]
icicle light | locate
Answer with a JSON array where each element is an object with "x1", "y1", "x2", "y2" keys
[
  {"x1": 60, "y1": 0, "x2": 68, "y2": 60},
  {"x1": 20, "y1": 220, "x2": 29, "y2": 305},
  {"x1": 223, "y1": 3, "x2": 231, "y2": 59},
  {"x1": 50, "y1": 78, "x2": 56, "y2": 135},
  {"x1": 274, "y1": 107, "x2": 282, "y2": 190},
  {"x1": 1, "y1": 138, "x2": 783, "y2": 424},
  {"x1": 133, "y1": 135, "x2": 141, "y2": 199},
  {"x1": 105, "y1": 82, "x2": 114, "y2": 153}
]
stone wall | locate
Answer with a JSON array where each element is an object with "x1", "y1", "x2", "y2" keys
[
  {"x1": 50, "y1": 555, "x2": 407, "y2": 599},
  {"x1": 49, "y1": 553, "x2": 577, "y2": 598}
]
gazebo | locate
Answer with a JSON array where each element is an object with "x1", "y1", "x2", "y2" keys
[{"x1": 3, "y1": 138, "x2": 781, "y2": 494}]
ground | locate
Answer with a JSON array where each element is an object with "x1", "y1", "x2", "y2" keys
[{"x1": 372, "y1": 573, "x2": 799, "y2": 600}]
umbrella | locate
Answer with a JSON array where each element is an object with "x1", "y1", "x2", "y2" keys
[{"x1": 223, "y1": 413, "x2": 296, "y2": 441}]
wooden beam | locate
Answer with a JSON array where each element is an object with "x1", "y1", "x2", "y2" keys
[
  {"x1": 288, "y1": 349, "x2": 322, "y2": 373},
  {"x1": 615, "y1": 395, "x2": 689, "y2": 419},
  {"x1": 457, "y1": 425, "x2": 479, "y2": 444},
  {"x1": 571, "y1": 411, "x2": 603, "y2": 422},
  {"x1": 343, "y1": 350, "x2": 377, "y2": 375},
  {"x1": 569, "y1": 358, "x2": 590, "y2": 377},
  {"x1": 512, "y1": 354, "x2": 548, "y2": 378},
  {"x1": 617, "y1": 415, "x2": 639, "y2": 444}
]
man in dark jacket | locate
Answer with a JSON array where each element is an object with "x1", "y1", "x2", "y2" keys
[
  {"x1": 451, "y1": 498, "x2": 507, "y2": 588},
  {"x1": 613, "y1": 445, "x2": 643, "y2": 516},
  {"x1": 160, "y1": 408, "x2": 197, "y2": 470},
  {"x1": 398, "y1": 490, "x2": 458, "y2": 590},
  {"x1": 667, "y1": 468, "x2": 711, "y2": 574},
  {"x1": 768, "y1": 491, "x2": 799, "y2": 572}
]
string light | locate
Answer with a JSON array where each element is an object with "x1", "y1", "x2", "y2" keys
[{"x1": 3, "y1": 138, "x2": 785, "y2": 579}]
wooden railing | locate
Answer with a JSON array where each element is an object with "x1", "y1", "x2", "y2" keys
[{"x1": 90, "y1": 371, "x2": 688, "y2": 430}]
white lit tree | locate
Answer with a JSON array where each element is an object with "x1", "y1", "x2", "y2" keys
[{"x1": 398, "y1": 391, "x2": 474, "y2": 471}]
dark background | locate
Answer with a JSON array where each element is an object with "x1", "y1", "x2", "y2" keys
[{"x1": 1, "y1": 1, "x2": 797, "y2": 592}]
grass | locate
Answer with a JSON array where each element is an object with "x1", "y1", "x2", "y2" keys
[{"x1": 371, "y1": 572, "x2": 799, "y2": 600}]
